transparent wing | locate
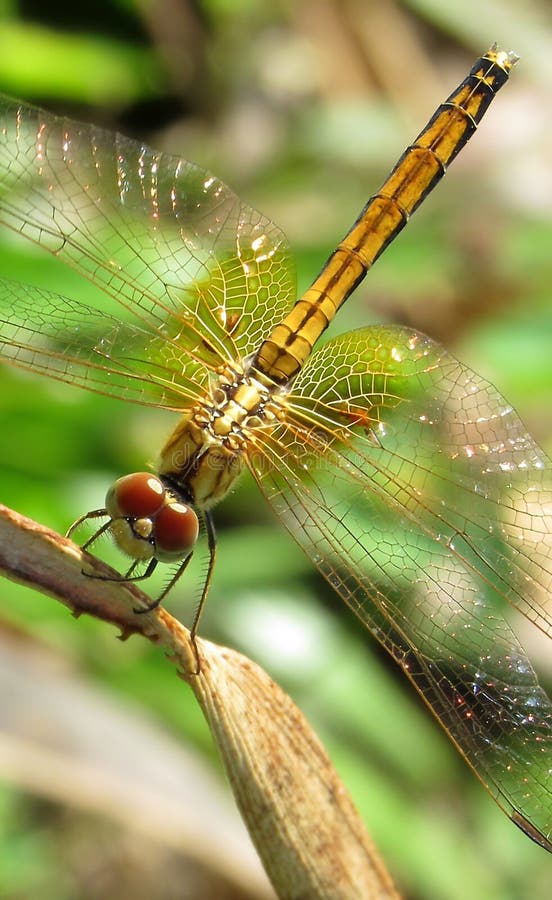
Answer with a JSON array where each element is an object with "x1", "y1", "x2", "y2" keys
[
  {"x1": 0, "y1": 278, "x2": 206, "y2": 409},
  {"x1": 0, "y1": 94, "x2": 296, "y2": 374},
  {"x1": 249, "y1": 324, "x2": 552, "y2": 848}
]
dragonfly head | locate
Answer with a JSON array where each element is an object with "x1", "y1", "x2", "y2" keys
[{"x1": 105, "y1": 472, "x2": 199, "y2": 562}]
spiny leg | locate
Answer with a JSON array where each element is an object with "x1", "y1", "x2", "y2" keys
[
  {"x1": 83, "y1": 556, "x2": 158, "y2": 586},
  {"x1": 132, "y1": 554, "x2": 194, "y2": 614},
  {"x1": 122, "y1": 558, "x2": 157, "y2": 583},
  {"x1": 66, "y1": 510, "x2": 116, "y2": 580},
  {"x1": 66, "y1": 508, "x2": 108, "y2": 543},
  {"x1": 190, "y1": 510, "x2": 217, "y2": 642}
]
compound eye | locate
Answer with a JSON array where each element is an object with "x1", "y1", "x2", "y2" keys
[
  {"x1": 154, "y1": 502, "x2": 200, "y2": 561},
  {"x1": 106, "y1": 473, "x2": 165, "y2": 519}
]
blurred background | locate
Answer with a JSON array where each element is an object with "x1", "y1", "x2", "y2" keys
[{"x1": 0, "y1": 1, "x2": 551, "y2": 898}]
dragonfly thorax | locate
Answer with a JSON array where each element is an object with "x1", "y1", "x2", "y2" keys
[{"x1": 158, "y1": 366, "x2": 285, "y2": 509}]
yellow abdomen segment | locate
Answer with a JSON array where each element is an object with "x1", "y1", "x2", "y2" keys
[{"x1": 254, "y1": 46, "x2": 517, "y2": 383}]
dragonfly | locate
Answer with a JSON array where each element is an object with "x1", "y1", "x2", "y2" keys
[{"x1": 0, "y1": 46, "x2": 551, "y2": 852}]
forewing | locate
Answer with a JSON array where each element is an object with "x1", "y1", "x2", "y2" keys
[
  {"x1": 0, "y1": 95, "x2": 296, "y2": 368},
  {"x1": 249, "y1": 324, "x2": 552, "y2": 847}
]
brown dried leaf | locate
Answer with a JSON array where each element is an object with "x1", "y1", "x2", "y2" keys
[{"x1": 191, "y1": 640, "x2": 399, "y2": 899}]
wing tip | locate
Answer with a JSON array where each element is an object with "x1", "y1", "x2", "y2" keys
[{"x1": 511, "y1": 811, "x2": 552, "y2": 853}]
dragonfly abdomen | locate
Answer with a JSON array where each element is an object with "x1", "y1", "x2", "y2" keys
[{"x1": 254, "y1": 46, "x2": 517, "y2": 385}]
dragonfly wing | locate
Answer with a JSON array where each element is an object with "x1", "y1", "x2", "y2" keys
[
  {"x1": 250, "y1": 324, "x2": 552, "y2": 847},
  {"x1": 291, "y1": 325, "x2": 552, "y2": 636},
  {"x1": 0, "y1": 278, "x2": 206, "y2": 409},
  {"x1": 0, "y1": 96, "x2": 296, "y2": 366}
]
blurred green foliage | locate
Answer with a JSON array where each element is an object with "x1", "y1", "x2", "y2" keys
[{"x1": 0, "y1": 2, "x2": 551, "y2": 899}]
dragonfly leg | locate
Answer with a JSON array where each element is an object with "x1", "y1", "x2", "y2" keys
[
  {"x1": 132, "y1": 554, "x2": 194, "y2": 615},
  {"x1": 122, "y1": 558, "x2": 157, "y2": 583},
  {"x1": 190, "y1": 510, "x2": 217, "y2": 642},
  {"x1": 66, "y1": 508, "x2": 108, "y2": 542},
  {"x1": 83, "y1": 556, "x2": 158, "y2": 586}
]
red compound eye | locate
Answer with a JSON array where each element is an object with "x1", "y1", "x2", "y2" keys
[
  {"x1": 154, "y1": 501, "x2": 200, "y2": 561},
  {"x1": 106, "y1": 472, "x2": 165, "y2": 519}
]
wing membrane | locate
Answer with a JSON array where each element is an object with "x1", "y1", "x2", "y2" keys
[
  {"x1": 290, "y1": 325, "x2": 552, "y2": 636},
  {"x1": 0, "y1": 278, "x2": 206, "y2": 408},
  {"x1": 249, "y1": 324, "x2": 552, "y2": 846},
  {"x1": 0, "y1": 95, "x2": 296, "y2": 369}
]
